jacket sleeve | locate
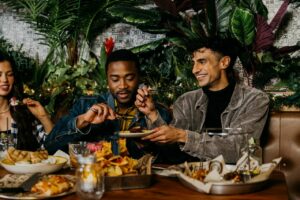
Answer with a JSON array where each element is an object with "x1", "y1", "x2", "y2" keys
[
  {"x1": 44, "y1": 98, "x2": 95, "y2": 154},
  {"x1": 145, "y1": 103, "x2": 172, "y2": 128},
  {"x1": 180, "y1": 91, "x2": 270, "y2": 164}
]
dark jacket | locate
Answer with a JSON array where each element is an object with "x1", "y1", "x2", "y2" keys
[{"x1": 44, "y1": 92, "x2": 177, "y2": 162}]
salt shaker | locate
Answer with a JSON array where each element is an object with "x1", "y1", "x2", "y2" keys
[{"x1": 76, "y1": 154, "x2": 104, "y2": 200}]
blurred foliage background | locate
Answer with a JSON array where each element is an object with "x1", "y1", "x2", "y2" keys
[{"x1": 0, "y1": 0, "x2": 299, "y2": 120}]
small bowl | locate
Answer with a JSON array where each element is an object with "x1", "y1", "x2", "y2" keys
[{"x1": 0, "y1": 156, "x2": 67, "y2": 174}]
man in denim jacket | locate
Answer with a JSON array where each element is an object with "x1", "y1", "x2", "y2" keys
[
  {"x1": 44, "y1": 49, "x2": 175, "y2": 161},
  {"x1": 136, "y1": 38, "x2": 270, "y2": 164}
]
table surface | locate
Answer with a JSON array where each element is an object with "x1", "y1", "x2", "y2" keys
[{"x1": 0, "y1": 167, "x2": 288, "y2": 200}]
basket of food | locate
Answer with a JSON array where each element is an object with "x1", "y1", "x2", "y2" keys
[{"x1": 69, "y1": 139, "x2": 153, "y2": 190}]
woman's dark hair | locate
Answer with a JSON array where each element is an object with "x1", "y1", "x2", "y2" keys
[
  {"x1": 105, "y1": 49, "x2": 140, "y2": 74},
  {"x1": 0, "y1": 51, "x2": 39, "y2": 151}
]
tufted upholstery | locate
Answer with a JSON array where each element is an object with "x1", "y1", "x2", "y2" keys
[{"x1": 262, "y1": 111, "x2": 300, "y2": 200}]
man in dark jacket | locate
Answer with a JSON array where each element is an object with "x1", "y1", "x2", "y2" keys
[{"x1": 44, "y1": 49, "x2": 174, "y2": 161}]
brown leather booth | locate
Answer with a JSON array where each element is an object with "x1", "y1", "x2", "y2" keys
[{"x1": 262, "y1": 111, "x2": 300, "y2": 200}]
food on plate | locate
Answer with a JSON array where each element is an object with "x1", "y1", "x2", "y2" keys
[
  {"x1": 5, "y1": 147, "x2": 48, "y2": 164},
  {"x1": 223, "y1": 167, "x2": 261, "y2": 183},
  {"x1": 31, "y1": 175, "x2": 75, "y2": 196},
  {"x1": 129, "y1": 126, "x2": 143, "y2": 133},
  {"x1": 191, "y1": 168, "x2": 209, "y2": 182}
]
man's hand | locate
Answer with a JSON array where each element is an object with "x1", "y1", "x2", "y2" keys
[
  {"x1": 76, "y1": 103, "x2": 116, "y2": 129},
  {"x1": 142, "y1": 125, "x2": 187, "y2": 144},
  {"x1": 135, "y1": 86, "x2": 158, "y2": 122}
]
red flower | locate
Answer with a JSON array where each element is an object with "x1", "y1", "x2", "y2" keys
[{"x1": 104, "y1": 37, "x2": 114, "y2": 56}]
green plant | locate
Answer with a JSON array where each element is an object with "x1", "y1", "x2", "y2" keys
[
  {"x1": 106, "y1": 0, "x2": 300, "y2": 109},
  {"x1": 1, "y1": 0, "x2": 143, "y2": 114},
  {"x1": 132, "y1": 41, "x2": 197, "y2": 106}
]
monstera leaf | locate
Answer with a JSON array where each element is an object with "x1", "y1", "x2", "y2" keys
[{"x1": 230, "y1": 7, "x2": 255, "y2": 46}]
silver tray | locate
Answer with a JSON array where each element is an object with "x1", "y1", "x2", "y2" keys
[{"x1": 179, "y1": 177, "x2": 269, "y2": 195}]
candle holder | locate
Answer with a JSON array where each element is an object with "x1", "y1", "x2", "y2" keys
[{"x1": 76, "y1": 154, "x2": 104, "y2": 200}]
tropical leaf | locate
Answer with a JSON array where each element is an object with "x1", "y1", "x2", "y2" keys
[
  {"x1": 253, "y1": 15, "x2": 275, "y2": 52},
  {"x1": 206, "y1": 0, "x2": 217, "y2": 36},
  {"x1": 230, "y1": 7, "x2": 255, "y2": 46},
  {"x1": 106, "y1": 6, "x2": 161, "y2": 25},
  {"x1": 153, "y1": 0, "x2": 205, "y2": 15},
  {"x1": 274, "y1": 44, "x2": 300, "y2": 55},
  {"x1": 190, "y1": 15, "x2": 208, "y2": 39},
  {"x1": 269, "y1": 0, "x2": 290, "y2": 31},
  {"x1": 131, "y1": 38, "x2": 165, "y2": 54},
  {"x1": 153, "y1": 0, "x2": 178, "y2": 16},
  {"x1": 216, "y1": 0, "x2": 234, "y2": 37},
  {"x1": 239, "y1": 0, "x2": 268, "y2": 18}
]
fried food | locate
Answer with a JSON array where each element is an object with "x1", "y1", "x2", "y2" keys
[
  {"x1": 191, "y1": 169, "x2": 209, "y2": 182},
  {"x1": 6, "y1": 147, "x2": 48, "y2": 164},
  {"x1": 31, "y1": 175, "x2": 74, "y2": 196}
]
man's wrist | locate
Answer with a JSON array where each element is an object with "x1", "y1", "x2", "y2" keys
[
  {"x1": 146, "y1": 110, "x2": 159, "y2": 123},
  {"x1": 76, "y1": 115, "x2": 90, "y2": 129},
  {"x1": 177, "y1": 129, "x2": 187, "y2": 143}
]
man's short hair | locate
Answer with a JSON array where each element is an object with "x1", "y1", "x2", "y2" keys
[
  {"x1": 105, "y1": 49, "x2": 140, "y2": 73},
  {"x1": 191, "y1": 37, "x2": 239, "y2": 77}
]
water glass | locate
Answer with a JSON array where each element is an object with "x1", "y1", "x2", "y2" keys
[
  {"x1": 76, "y1": 154, "x2": 105, "y2": 200},
  {"x1": 69, "y1": 142, "x2": 89, "y2": 169}
]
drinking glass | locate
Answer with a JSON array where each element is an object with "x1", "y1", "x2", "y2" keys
[
  {"x1": 76, "y1": 154, "x2": 105, "y2": 200},
  {"x1": 69, "y1": 142, "x2": 89, "y2": 170}
]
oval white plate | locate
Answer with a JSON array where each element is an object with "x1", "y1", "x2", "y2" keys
[{"x1": 0, "y1": 156, "x2": 67, "y2": 174}]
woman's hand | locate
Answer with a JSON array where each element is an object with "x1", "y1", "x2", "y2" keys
[
  {"x1": 23, "y1": 98, "x2": 53, "y2": 133},
  {"x1": 23, "y1": 98, "x2": 49, "y2": 120},
  {"x1": 135, "y1": 86, "x2": 158, "y2": 122},
  {"x1": 142, "y1": 125, "x2": 187, "y2": 144}
]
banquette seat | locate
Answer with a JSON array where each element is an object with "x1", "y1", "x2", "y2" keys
[{"x1": 262, "y1": 111, "x2": 300, "y2": 200}]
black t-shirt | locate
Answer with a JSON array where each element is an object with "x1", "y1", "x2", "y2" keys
[{"x1": 203, "y1": 80, "x2": 236, "y2": 129}]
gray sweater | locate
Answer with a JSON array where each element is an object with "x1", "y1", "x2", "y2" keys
[{"x1": 150, "y1": 83, "x2": 270, "y2": 163}]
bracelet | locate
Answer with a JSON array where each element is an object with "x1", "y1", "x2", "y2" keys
[{"x1": 75, "y1": 117, "x2": 91, "y2": 135}]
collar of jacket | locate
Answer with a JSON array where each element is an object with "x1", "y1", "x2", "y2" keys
[{"x1": 194, "y1": 83, "x2": 244, "y2": 111}]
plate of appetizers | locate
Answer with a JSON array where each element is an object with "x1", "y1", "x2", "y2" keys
[
  {"x1": 0, "y1": 147, "x2": 67, "y2": 174},
  {"x1": 0, "y1": 174, "x2": 75, "y2": 199}
]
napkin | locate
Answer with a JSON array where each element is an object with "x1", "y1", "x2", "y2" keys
[{"x1": 53, "y1": 150, "x2": 70, "y2": 168}]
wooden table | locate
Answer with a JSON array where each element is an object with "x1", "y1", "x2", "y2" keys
[{"x1": 0, "y1": 167, "x2": 288, "y2": 200}]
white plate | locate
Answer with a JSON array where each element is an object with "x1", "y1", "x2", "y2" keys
[
  {"x1": 0, "y1": 175, "x2": 75, "y2": 199},
  {"x1": 118, "y1": 130, "x2": 153, "y2": 138},
  {"x1": 0, "y1": 156, "x2": 67, "y2": 174}
]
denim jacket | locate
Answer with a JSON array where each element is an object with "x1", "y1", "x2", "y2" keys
[
  {"x1": 154, "y1": 83, "x2": 270, "y2": 163},
  {"x1": 44, "y1": 92, "x2": 172, "y2": 159}
]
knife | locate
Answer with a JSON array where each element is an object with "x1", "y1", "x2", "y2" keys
[{"x1": 0, "y1": 173, "x2": 41, "y2": 193}]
